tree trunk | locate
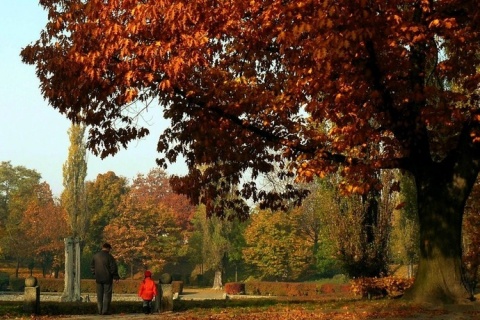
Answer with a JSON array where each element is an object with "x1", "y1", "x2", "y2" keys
[
  {"x1": 404, "y1": 163, "x2": 474, "y2": 304},
  {"x1": 212, "y1": 270, "x2": 223, "y2": 290},
  {"x1": 15, "y1": 260, "x2": 19, "y2": 278},
  {"x1": 62, "y1": 237, "x2": 74, "y2": 301}
]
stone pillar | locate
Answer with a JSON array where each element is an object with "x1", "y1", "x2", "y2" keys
[
  {"x1": 158, "y1": 284, "x2": 173, "y2": 312},
  {"x1": 153, "y1": 283, "x2": 160, "y2": 313},
  {"x1": 23, "y1": 277, "x2": 40, "y2": 314},
  {"x1": 154, "y1": 273, "x2": 173, "y2": 313}
]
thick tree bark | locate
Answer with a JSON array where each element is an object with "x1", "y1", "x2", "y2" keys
[{"x1": 404, "y1": 161, "x2": 475, "y2": 304}]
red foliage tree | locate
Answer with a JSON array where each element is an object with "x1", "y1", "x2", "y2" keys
[
  {"x1": 21, "y1": 182, "x2": 68, "y2": 277},
  {"x1": 104, "y1": 168, "x2": 193, "y2": 275},
  {"x1": 22, "y1": 0, "x2": 480, "y2": 303}
]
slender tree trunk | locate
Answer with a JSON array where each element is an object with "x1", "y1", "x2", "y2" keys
[
  {"x1": 15, "y1": 260, "x2": 19, "y2": 278},
  {"x1": 404, "y1": 163, "x2": 474, "y2": 303}
]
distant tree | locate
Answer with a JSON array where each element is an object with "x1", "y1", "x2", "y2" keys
[
  {"x1": 104, "y1": 169, "x2": 185, "y2": 276},
  {"x1": 160, "y1": 190, "x2": 195, "y2": 232},
  {"x1": 390, "y1": 171, "x2": 419, "y2": 278},
  {"x1": 298, "y1": 180, "x2": 341, "y2": 278},
  {"x1": 314, "y1": 171, "x2": 394, "y2": 278},
  {"x1": 84, "y1": 171, "x2": 129, "y2": 253},
  {"x1": 188, "y1": 204, "x2": 244, "y2": 289},
  {"x1": 243, "y1": 208, "x2": 311, "y2": 281},
  {"x1": 21, "y1": 182, "x2": 68, "y2": 277},
  {"x1": 224, "y1": 217, "x2": 248, "y2": 283},
  {"x1": 0, "y1": 161, "x2": 41, "y2": 276}
]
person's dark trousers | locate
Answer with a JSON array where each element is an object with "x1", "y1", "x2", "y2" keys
[
  {"x1": 96, "y1": 282, "x2": 113, "y2": 315},
  {"x1": 142, "y1": 300, "x2": 152, "y2": 314}
]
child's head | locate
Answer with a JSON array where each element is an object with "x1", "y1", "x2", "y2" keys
[{"x1": 144, "y1": 270, "x2": 152, "y2": 278}]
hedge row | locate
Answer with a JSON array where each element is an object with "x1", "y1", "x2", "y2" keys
[
  {"x1": 226, "y1": 281, "x2": 352, "y2": 297},
  {"x1": 225, "y1": 278, "x2": 413, "y2": 298},
  {"x1": 8, "y1": 277, "x2": 184, "y2": 294}
]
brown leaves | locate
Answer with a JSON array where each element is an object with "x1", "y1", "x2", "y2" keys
[
  {"x1": 351, "y1": 277, "x2": 414, "y2": 298},
  {"x1": 21, "y1": 0, "x2": 480, "y2": 215},
  {"x1": 152, "y1": 299, "x2": 478, "y2": 320},
  {"x1": 104, "y1": 168, "x2": 194, "y2": 267},
  {"x1": 21, "y1": 182, "x2": 69, "y2": 257}
]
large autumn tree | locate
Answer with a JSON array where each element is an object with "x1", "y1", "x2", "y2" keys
[
  {"x1": 104, "y1": 168, "x2": 188, "y2": 276},
  {"x1": 22, "y1": 0, "x2": 480, "y2": 303},
  {"x1": 21, "y1": 182, "x2": 68, "y2": 277},
  {"x1": 243, "y1": 208, "x2": 311, "y2": 281},
  {"x1": 0, "y1": 162, "x2": 42, "y2": 276}
]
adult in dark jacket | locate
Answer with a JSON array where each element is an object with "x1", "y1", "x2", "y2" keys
[{"x1": 91, "y1": 243, "x2": 120, "y2": 315}]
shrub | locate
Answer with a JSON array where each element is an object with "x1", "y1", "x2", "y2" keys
[
  {"x1": 172, "y1": 281, "x2": 183, "y2": 294},
  {"x1": 351, "y1": 277, "x2": 414, "y2": 299},
  {"x1": 159, "y1": 273, "x2": 172, "y2": 284},
  {"x1": 243, "y1": 281, "x2": 354, "y2": 297},
  {"x1": 225, "y1": 282, "x2": 245, "y2": 295},
  {"x1": 9, "y1": 276, "x2": 25, "y2": 291},
  {"x1": 0, "y1": 272, "x2": 9, "y2": 291},
  {"x1": 319, "y1": 283, "x2": 336, "y2": 294},
  {"x1": 118, "y1": 264, "x2": 128, "y2": 279}
]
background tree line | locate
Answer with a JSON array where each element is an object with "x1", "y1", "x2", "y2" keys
[{"x1": 3, "y1": 158, "x2": 480, "y2": 290}]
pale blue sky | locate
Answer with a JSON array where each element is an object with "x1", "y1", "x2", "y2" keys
[{"x1": 0, "y1": 2, "x2": 186, "y2": 196}]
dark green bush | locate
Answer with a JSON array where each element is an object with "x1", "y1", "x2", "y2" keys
[
  {"x1": 159, "y1": 273, "x2": 172, "y2": 284},
  {"x1": 9, "y1": 276, "x2": 25, "y2": 291},
  {"x1": 0, "y1": 300, "x2": 141, "y2": 316},
  {"x1": 0, "y1": 272, "x2": 9, "y2": 291}
]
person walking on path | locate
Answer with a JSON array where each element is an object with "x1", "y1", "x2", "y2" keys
[
  {"x1": 138, "y1": 270, "x2": 158, "y2": 314},
  {"x1": 91, "y1": 242, "x2": 120, "y2": 315}
]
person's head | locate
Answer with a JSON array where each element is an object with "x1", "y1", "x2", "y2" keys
[
  {"x1": 102, "y1": 243, "x2": 112, "y2": 252},
  {"x1": 144, "y1": 270, "x2": 152, "y2": 278}
]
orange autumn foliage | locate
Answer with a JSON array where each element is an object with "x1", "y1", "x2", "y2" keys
[{"x1": 21, "y1": 182, "x2": 68, "y2": 268}]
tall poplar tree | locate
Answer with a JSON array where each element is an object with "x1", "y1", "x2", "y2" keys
[
  {"x1": 61, "y1": 123, "x2": 88, "y2": 302},
  {"x1": 62, "y1": 124, "x2": 88, "y2": 239}
]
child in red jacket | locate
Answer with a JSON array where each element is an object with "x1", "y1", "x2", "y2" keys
[{"x1": 138, "y1": 270, "x2": 158, "y2": 314}]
